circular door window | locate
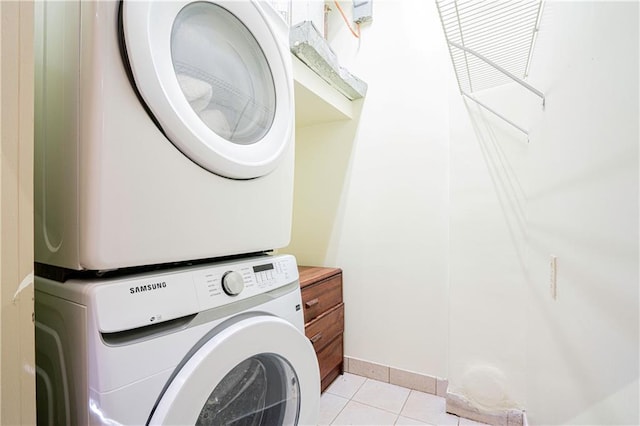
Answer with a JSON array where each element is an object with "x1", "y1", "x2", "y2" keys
[
  {"x1": 197, "y1": 354, "x2": 299, "y2": 425},
  {"x1": 147, "y1": 316, "x2": 319, "y2": 425},
  {"x1": 171, "y1": 3, "x2": 276, "y2": 146},
  {"x1": 122, "y1": 1, "x2": 293, "y2": 179}
]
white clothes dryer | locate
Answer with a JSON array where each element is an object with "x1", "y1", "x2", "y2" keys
[
  {"x1": 35, "y1": 254, "x2": 320, "y2": 425},
  {"x1": 34, "y1": 0, "x2": 295, "y2": 272}
]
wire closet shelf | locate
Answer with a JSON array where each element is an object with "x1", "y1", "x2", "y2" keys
[{"x1": 436, "y1": 0, "x2": 545, "y2": 136}]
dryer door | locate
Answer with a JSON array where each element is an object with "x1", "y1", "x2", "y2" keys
[
  {"x1": 147, "y1": 316, "x2": 320, "y2": 425},
  {"x1": 121, "y1": 1, "x2": 292, "y2": 180}
]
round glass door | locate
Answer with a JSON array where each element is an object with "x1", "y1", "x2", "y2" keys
[
  {"x1": 122, "y1": 1, "x2": 293, "y2": 179},
  {"x1": 171, "y1": 3, "x2": 275, "y2": 146},
  {"x1": 147, "y1": 316, "x2": 319, "y2": 425},
  {"x1": 197, "y1": 354, "x2": 299, "y2": 425}
]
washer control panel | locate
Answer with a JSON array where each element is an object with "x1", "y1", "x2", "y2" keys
[
  {"x1": 92, "y1": 254, "x2": 298, "y2": 333},
  {"x1": 194, "y1": 255, "x2": 295, "y2": 305}
]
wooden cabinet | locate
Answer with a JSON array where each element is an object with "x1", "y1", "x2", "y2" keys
[{"x1": 298, "y1": 266, "x2": 344, "y2": 392}]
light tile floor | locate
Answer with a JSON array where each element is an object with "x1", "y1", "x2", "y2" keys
[{"x1": 319, "y1": 373, "x2": 490, "y2": 426}]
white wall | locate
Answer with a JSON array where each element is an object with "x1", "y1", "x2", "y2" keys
[
  {"x1": 524, "y1": 2, "x2": 638, "y2": 424},
  {"x1": 286, "y1": 0, "x2": 451, "y2": 377},
  {"x1": 448, "y1": 83, "x2": 530, "y2": 410},
  {"x1": 449, "y1": 1, "x2": 639, "y2": 424}
]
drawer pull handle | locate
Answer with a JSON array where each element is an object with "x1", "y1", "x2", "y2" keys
[
  {"x1": 305, "y1": 298, "x2": 319, "y2": 308},
  {"x1": 310, "y1": 332, "x2": 323, "y2": 343}
]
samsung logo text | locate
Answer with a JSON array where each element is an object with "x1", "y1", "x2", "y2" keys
[{"x1": 130, "y1": 281, "x2": 167, "y2": 294}]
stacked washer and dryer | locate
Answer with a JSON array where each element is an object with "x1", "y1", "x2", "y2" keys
[{"x1": 34, "y1": 1, "x2": 320, "y2": 425}]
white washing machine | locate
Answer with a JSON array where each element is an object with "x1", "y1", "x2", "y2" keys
[
  {"x1": 35, "y1": 254, "x2": 320, "y2": 425},
  {"x1": 34, "y1": 0, "x2": 295, "y2": 272}
]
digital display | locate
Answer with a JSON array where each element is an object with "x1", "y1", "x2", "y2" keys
[{"x1": 253, "y1": 263, "x2": 274, "y2": 273}]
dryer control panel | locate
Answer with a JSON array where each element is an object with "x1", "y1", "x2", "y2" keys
[{"x1": 90, "y1": 254, "x2": 299, "y2": 333}]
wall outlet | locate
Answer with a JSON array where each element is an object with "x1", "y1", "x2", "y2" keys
[{"x1": 549, "y1": 255, "x2": 557, "y2": 300}]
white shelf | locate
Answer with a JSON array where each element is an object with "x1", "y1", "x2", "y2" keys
[
  {"x1": 436, "y1": 0, "x2": 545, "y2": 136},
  {"x1": 292, "y1": 54, "x2": 354, "y2": 127}
]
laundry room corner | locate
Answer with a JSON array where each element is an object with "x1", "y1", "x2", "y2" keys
[
  {"x1": 284, "y1": 0, "x2": 451, "y2": 384},
  {"x1": 284, "y1": 103, "x2": 364, "y2": 267}
]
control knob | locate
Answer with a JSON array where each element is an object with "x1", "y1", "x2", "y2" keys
[{"x1": 221, "y1": 271, "x2": 244, "y2": 296}]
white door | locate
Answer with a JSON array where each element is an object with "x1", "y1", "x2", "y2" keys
[
  {"x1": 121, "y1": 1, "x2": 292, "y2": 180},
  {"x1": 148, "y1": 316, "x2": 320, "y2": 425}
]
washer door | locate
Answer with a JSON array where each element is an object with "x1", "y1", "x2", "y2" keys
[
  {"x1": 122, "y1": 1, "x2": 292, "y2": 180},
  {"x1": 148, "y1": 316, "x2": 319, "y2": 425}
]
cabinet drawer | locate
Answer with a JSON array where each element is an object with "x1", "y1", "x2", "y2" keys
[
  {"x1": 301, "y1": 274, "x2": 342, "y2": 323},
  {"x1": 317, "y1": 334, "x2": 343, "y2": 383},
  {"x1": 305, "y1": 303, "x2": 344, "y2": 352}
]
